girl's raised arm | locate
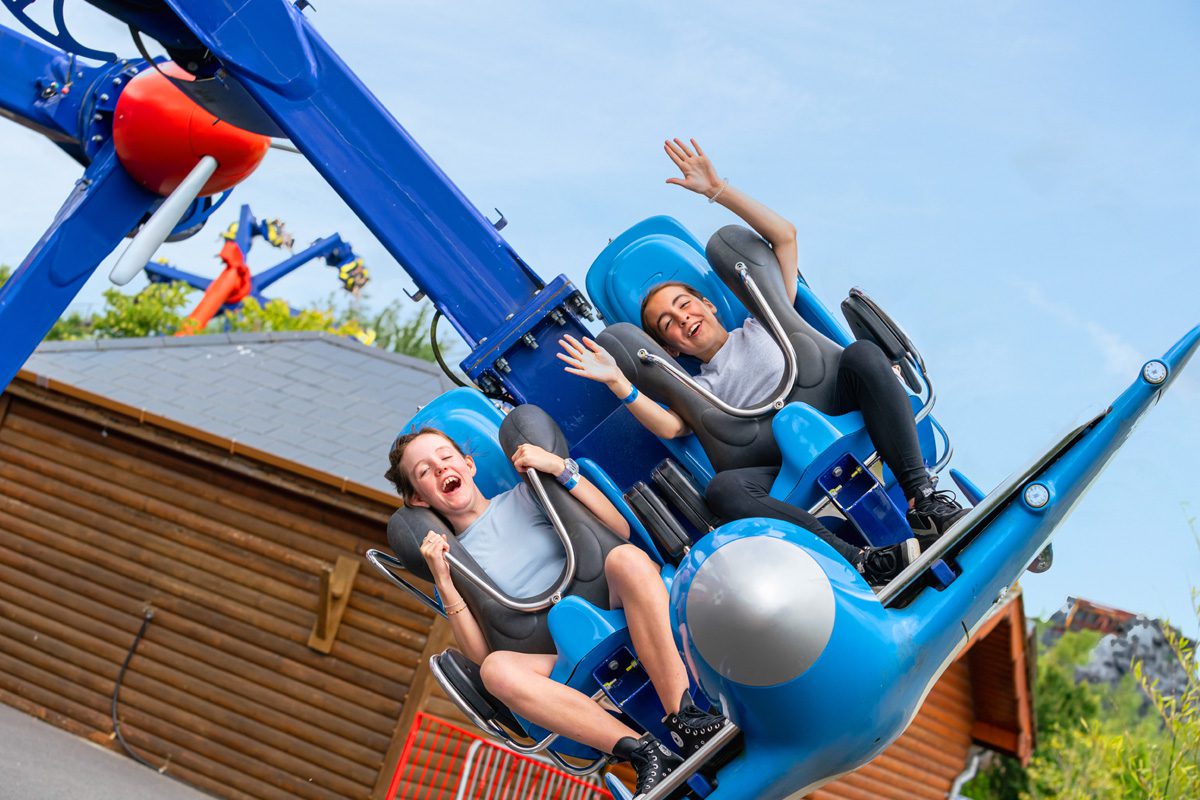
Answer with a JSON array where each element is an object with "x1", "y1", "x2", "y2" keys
[{"x1": 664, "y1": 137, "x2": 799, "y2": 304}]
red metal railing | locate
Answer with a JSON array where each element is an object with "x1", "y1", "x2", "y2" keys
[{"x1": 387, "y1": 712, "x2": 613, "y2": 800}]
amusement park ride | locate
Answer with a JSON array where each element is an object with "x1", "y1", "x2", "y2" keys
[
  {"x1": 0, "y1": 4, "x2": 1195, "y2": 800},
  {"x1": 145, "y1": 203, "x2": 368, "y2": 335}
]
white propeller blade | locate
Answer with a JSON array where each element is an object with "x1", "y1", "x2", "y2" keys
[{"x1": 109, "y1": 155, "x2": 219, "y2": 286}]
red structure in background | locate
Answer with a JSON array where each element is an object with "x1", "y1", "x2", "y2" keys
[
  {"x1": 389, "y1": 713, "x2": 611, "y2": 800},
  {"x1": 1053, "y1": 597, "x2": 1138, "y2": 637},
  {"x1": 177, "y1": 239, "x2": 254, "y2": 335}
]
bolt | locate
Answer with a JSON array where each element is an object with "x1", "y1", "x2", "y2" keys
[
  {"x1": 129, "y1": 67, "x2": 139, "y2": 75},
  {"x1": 90, "y1": 134, "x2": 104, "y2": 143},
  {"x1": 608, "y1": 660, "x2": 620, "y2": 671},
  {"x1": 98, "y1": 93, "x2": 109, "y2": 102},
  {"x1": 521, "y1": 333, "x2": 538, "y2": 350},
  {"x1": 494, "y1": 358, "x2": 511, "y2": 374},
  {"x1": 832, "y1": 466, "x2": 843, "y2": 478},
  {"x1": 549, "y1": 309, "x2": 566, "y2": 326},
  {"x1": 92, "y1": 113, "x2": 104, "y2": 122},
  {"x1": 113, "y1": 77, "x2": 122, "y2": 86},
  {"x1": 505, "y1": 313, "x2": 514, "y2": 321}
]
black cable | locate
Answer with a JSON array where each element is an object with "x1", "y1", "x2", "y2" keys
[
  {"x1": 430, "y1": 310, "x2": 516, "y2": 405},
  {"x1": 430, "y1": 309, "x2": 468, "y2": 388},
  {"x1": 112, "y1": 609, "x2": 160, "y2": 770}
]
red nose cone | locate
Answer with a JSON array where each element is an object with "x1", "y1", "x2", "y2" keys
[{"x1": 112, "y1": 64, "x2": 270, "y2": 197}]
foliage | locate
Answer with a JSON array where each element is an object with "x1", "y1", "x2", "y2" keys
[
  {"x1": 334, "y1": 298, "x2": 445, "y2": 362},
  {"x1": 87, "y1": 282, "x2": 196, "y2": 338},
  {"x1": 221, "y1": 296, "x2": 375, "y2": 344},
  {"x1": 2, "y1": 262, "x2": 442, "y2": 360},
  {"x1": 965, "y1": 521, "x2": 1200, "y2": 800}
]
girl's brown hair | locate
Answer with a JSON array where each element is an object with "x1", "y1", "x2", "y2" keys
[
  {"x1": 639, "y1": 281, "x2": 707, "y2": 345},
  {"x1": 384, "y1": 428, "x2": 465, "y2": 503}
]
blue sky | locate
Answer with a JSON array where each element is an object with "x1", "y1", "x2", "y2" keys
[{"x1": 2, "y1": 2, "x2": 1198, "y2": 632}]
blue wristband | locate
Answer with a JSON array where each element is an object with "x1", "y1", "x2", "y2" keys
[
  {"x1": 562, "y1": 474, "x2": 579, "y2": 491},
  {"x1": 621, "y1": 385, "x2": 639, "y2": 405}
]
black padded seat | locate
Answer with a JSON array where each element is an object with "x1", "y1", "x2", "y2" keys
[
  {"x1": 386, "y1": 404, "x2": 626, "y2": 655},
  {"x1": 597, "y1": 225, "x2": 846, "y2": 473},
  {"x1": 433, "y1": 649, "x2": 526, "y2": 736}
]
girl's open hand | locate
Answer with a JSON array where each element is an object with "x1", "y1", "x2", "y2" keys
[
  {"x1": 557, "y1": 335, "x2": 623, "y2": 387},
  {"x1": 664, "y1": 138, "x2": 721, "y2": 198}
]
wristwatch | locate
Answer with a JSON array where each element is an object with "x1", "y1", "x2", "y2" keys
[{"x1": 557, "y1": 457, "x2": 580, "y2": 490}]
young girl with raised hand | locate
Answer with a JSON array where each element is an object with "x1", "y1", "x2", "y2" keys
[{"x1": 558, "y1": 139, "x2": 965, "y2": 585}]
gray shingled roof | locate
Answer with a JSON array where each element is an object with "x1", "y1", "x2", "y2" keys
[{"x1": 22, "y1": 332, "x2": 455, "y2": 494}]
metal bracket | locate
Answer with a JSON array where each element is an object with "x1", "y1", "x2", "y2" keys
[{"x1": 308, "y1": 554, "x2": 360, "y2": 653}]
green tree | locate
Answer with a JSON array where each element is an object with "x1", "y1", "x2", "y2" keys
[
  {"x1": 967, "y1": 519, "x2": 1200, "y2": 800},
  {"x1": 3, "y1": 262, "x2": 442, "y2": 360}
]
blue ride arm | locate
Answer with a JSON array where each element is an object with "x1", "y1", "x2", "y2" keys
[
  {"x1": 250, "y1": 234, "x2": 344, "y2": 293},
  {"x1": 161, "y1": 0, "x2": 544, "y2": 350},
  {"x1": 0, "y1": 143, "x2": 157, "y2": 389}
]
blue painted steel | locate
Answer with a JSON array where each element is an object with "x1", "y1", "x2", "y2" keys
[
  {"x1": 815, "y1": 452, "x2": 911, "y2": 548},
  {"x1": 950, "y1": 468, "x2": 987, "y2": 505},
  {"x1": 667, "y1": 326, "x2": 1199, "y2": 799},
  {"x1": 0, "y1": 144, "x2": 157, "y2": 388}
]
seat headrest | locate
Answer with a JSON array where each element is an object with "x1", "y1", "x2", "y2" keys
[
  {"x1": 400, "y1": 387, "x2": 517, "y2": 498},
  {"x1": 586, "y1": 216, "x2": 748, "y2": 331}
]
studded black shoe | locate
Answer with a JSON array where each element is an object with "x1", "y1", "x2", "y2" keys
[
  {"x1": 662, "y1": 691, "x2": 726, "y2": 758},
  {"x1": 613, "y1": 733, "x2": 683, "y2": 798}
]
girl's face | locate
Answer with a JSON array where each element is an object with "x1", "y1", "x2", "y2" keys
[
  {"x1": 642, "y1": 286, "x2": 727, "y2": 357},
  {"x1": 399, "y1": 433, "x2": 481, "y2": 515}
]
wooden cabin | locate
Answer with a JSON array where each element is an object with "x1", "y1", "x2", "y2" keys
[{"x1": 1, "y1": 332, "x2": 1033, "y2": 799}]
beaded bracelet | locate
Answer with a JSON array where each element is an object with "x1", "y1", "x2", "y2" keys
[{"x1": 708, "y1": 178, "x2": 729, "y2": 204}]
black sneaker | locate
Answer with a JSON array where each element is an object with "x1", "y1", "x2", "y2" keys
[
  {"x1": 613, "y1": 733, "x2": 683, "y2": 798},
  {"x1": 662, "y1": 691, "x2": 727, "y2": 758},
  {"x1": 908, "y1": 488, "x2": 968, "y2": 550},
  {"x1": 854, "y1": 542, "x2": 912, "y2": 587}
]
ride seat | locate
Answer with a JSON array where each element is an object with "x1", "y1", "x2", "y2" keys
[
  {"x1": 587, "y1": 221, "x2": 941, "y2": 547},
  {"x1": 597, "y1": 224, "x2": 846, "y2": 475}
]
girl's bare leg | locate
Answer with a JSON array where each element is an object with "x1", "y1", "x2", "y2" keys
[
  {"x1": 605, "y1": 544, "x2": 691, "y2": 714},
  {"x1": 480, "y1": 650, "x2": 637, "y2": 752}
]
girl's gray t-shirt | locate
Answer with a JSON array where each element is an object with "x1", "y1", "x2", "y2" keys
[
  {"x1": 458, "y1": 483, "x2": 567, "y2": 599},
  {"x1": 694, "y1": 317, "x2": 785, "y2": 407}
]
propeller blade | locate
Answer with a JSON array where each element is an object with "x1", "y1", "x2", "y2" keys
[{"x1": 109, "y1": 155, "x2": 219, "y2": 286}]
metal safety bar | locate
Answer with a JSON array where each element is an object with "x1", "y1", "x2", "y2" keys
[
  {"x1": 440, "y1": 470, "x2": 577, "y2": 613},
  {"x1": 364, "y1": 549, "x2": 446, "y2": 617},
  {"x1": 637, "y1": 263, "x2": 799, "y2": 418},
  {"x1": 429, "y1": 651, "x2": 608, "y2": 776}
]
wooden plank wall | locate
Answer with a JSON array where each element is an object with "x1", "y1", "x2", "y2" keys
[
  {"x1": 810, "y1": 659, "x2": 975, "y2": 800},
  {"x1": 0, "y1": 393, "x2": 439, "y2": 800}
]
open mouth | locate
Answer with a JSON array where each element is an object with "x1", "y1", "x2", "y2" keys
[
  {"x1": 441, "y1": 475, "x2": 462, "y2": 494},
  {"x1": 688, "y1": 321, "x2": 701, "y2": 338}
]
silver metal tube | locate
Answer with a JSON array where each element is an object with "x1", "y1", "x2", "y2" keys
[
  {"x1": 930, "y1": 416, "x2": 954, "y2": 474},
  {"x1": 637, "y1": 264, "x2": 799, "y2": 418},
  {"x1": 877, "y1": 409, "x2": 1106, "y2": 606},
  {"x1": 364, "y1": 549, "x2": 446, "y2": 617},
  {"x1": 443, "y1": 470, "x2": 577, "y2": 613},
  {"x1": 637, "y1": 721, "x2": 740, "y2": 800}
]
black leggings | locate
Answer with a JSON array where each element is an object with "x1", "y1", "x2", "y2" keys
[{"x1": 704, "y1": 341, "x2": 928, "y2": 559}]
